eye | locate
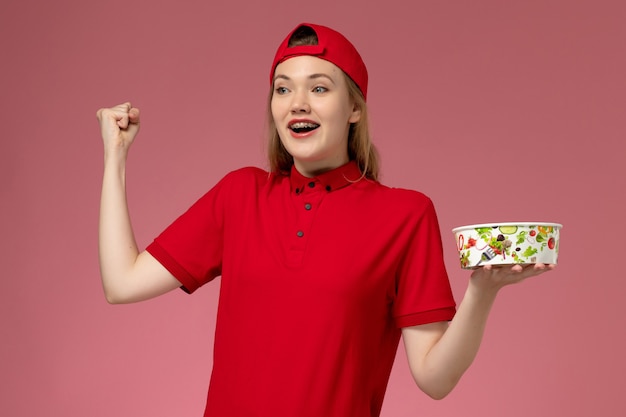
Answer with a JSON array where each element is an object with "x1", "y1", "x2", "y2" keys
[
  {"x1": 274, "y1": 86, "x2": 289, "y2": 95},
  {"x1": 312, "y1": 86, "x2": 328, "y2": 93}
]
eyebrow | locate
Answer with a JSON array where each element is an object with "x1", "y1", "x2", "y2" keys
[{"x1": 273, "y1": 73, "x2": 336, "y2": 84}]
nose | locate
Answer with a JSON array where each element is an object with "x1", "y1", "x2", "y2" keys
[{"x1": 290, "y1": 91, "x2": 310, "y2": 113}]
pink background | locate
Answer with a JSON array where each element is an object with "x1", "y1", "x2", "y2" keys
[{"x1": 2, "y1": 0, "x2": 625, "y2": 415}]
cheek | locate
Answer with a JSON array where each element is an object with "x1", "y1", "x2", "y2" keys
[
  {"x1": 270, "y1": 96, "x2": 288, "y2": 120},
  {"x1": 330, "y1": 99, "x2": 356, "y2": 124}
]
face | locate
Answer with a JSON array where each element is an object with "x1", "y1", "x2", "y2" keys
[{"x1": 271, "y1": 55, "x2": 361, "y2": 177}]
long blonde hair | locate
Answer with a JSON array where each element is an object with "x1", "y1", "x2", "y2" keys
[{"x1": 266, "y1": 27, "x2": 380, "y2": 180}]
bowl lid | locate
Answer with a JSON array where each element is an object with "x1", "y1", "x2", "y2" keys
[{"x1": 452, "y1": 222, "x2": 563, "y2": 233}]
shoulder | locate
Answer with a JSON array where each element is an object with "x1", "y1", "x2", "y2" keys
[
  {"x1": 365, "y1": 181, "x2": 436, "y2": 216},
  {"x1": 223, "y1": 166, "x2": 269, "y2": 181},
  {"x1": 217, "y1": 166, "x2": 271, "y2": 189},
  {"x1": 192, "y1": 167, "x2": 270, "y2": 206}
]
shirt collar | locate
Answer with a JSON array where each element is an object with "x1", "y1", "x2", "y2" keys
[{"x1": 289, "y1": 161, "x2": 363, "y2": 194}]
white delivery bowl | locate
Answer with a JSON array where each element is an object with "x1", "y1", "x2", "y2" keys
[{"x1": 452, "y1": 222, "x2": 562, "y2": 269}]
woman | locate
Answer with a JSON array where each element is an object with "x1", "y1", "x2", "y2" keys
[{"x1": 96, "y1": 23, "x2": 553, "y2": 417}]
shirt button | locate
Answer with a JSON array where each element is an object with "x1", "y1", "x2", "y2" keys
[
  {"x1": 304, "y1": 203, "x2": 312, "y2": 210},
  {"x1": 308, "y1": 181, "x2": 315, "y2": 188},
  {"x1": 296, "y1": 230, "x2": 304, "y2": 237}
]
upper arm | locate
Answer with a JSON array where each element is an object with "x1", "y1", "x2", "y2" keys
[
  {"x1": 104, "y1": 251, "x2": 182, "y2": 304},
  {"x1": 401, "y1": 321, "x2": 449, "y2": 385}
]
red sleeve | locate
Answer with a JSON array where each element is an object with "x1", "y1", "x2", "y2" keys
[
  {"x1": 145, "y1": 172, "x2": 232, "y2": 294},
  {"x1": 393, "y1": 197, "x2": 456, "y2": 328}
]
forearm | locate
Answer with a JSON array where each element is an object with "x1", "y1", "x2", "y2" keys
[
  {"x1": 415, "y1": 284, "x2": 498, "y2": 398},
  {"x1": 98, "y1": 156, "x2": 139, "y2": 302},
  {"x1": 405, "y1": 264, "x2": 551, "y2": 399}
]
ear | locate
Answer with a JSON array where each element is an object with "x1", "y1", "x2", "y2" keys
[{"x1": 349, "y1": 102, "x2": 362, "y2": 124}]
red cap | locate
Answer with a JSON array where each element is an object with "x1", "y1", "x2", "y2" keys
[{"x1": 270, "y1": 23, "x2": 368, "y2": 100}]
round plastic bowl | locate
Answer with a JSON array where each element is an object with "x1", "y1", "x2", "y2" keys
[{"x1": 452, "y1": 222, "x2": 562, "y2": 269}]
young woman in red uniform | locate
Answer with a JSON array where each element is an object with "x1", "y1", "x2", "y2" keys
[{"x1": 96, "y1": 23, "x2": 554, "y2": 417}]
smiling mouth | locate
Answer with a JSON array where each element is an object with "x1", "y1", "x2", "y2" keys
[{"x1": 289, "y1": 122, "x2": 320, "y2": 134}]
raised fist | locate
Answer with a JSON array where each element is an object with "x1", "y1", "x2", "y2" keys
[{"x1": 96, "y1": 102, "x2": 140, "y2": 155}]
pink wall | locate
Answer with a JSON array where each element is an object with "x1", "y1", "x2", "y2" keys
[{"x1": 2, "y1": 0, "x2": 624, "y2": 415}]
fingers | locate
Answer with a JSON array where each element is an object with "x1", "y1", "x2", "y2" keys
[
  {"x1": 97, "y1": 102, "x2": 128, "y2": 118},
  {"x1": 96, "y1": 102, "x2": 141, "y2": 151},
  {"x1": 128, "y1": 107, "x2": 140, "y2": 124},
  {"x1": 482, "y1": 263, "x2": 552, "y2": 275},
  {"x1": 96, "y1": 102, "x2": 139, "y2": 125},
  {"x1": 113, "y1": 102, "x2": 133, "y2": 129},
  {"x1": 472, "y1": 262, "x2": 554, "y2": 289},
  {"x1": 523, "y1": 263, "x2": 554, "y2": 277}
]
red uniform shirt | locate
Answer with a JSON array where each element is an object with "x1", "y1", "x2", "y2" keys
[{"x1": 147, "y1": 161, "x2": 456, "y2": 417}]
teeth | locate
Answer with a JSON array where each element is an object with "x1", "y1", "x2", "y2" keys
[{"x1": 290, "y1": 122, "x2": 319, "y2": 129}]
